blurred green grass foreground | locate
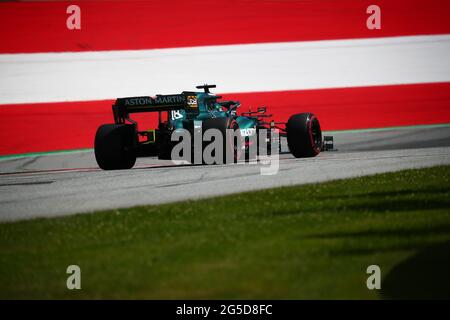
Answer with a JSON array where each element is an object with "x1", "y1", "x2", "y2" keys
[{"x1": 1, "y1": 166, "x2": 449, "y2": 299}]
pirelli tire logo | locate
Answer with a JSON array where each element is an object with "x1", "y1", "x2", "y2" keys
[{"x1": 187, "y1": 96, "x2": 198, "y2": 109}]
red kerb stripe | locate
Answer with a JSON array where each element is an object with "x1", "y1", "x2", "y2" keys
[
  {"x1": 1, "y1": 83, "x2": 449, "y2": 155},
  {"x1": 1, "y1": 0, "x2": 449, "y2": 53}
]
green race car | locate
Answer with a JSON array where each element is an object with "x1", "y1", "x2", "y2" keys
[{"x1": 94, "y1": 84, "x2": 333, "y2": 169}]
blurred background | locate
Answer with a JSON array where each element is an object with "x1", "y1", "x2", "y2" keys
[{"x1": 0, "y1": 0, "x2": 449, "y2": 156}]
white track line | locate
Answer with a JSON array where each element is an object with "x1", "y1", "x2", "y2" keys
[{"x1": 0, "y1": 35, "x2": 449, "y2": 105}]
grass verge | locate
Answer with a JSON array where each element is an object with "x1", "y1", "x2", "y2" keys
[{"x1": 0, "y1": 166, "x2": 449, "y2": 299}]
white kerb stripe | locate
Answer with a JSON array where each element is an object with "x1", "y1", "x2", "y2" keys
[{"x1": 0, "y1": 34, "x2": 449, "y2": 105}]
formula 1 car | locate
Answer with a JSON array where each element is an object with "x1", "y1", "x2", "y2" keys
[{"x1": 94, "y1": 84, "x2": 333, "y2": 170}]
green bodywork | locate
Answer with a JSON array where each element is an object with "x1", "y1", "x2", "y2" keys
[{"x1": 170, "y1": 92, "x2": 258, "y2": 131}]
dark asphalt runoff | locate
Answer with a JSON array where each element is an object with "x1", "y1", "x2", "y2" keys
[{"x1": 1, "y1": 125, "x2": 449, "y2": 222}]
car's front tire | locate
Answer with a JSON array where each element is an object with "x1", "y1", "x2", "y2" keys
[{"x1": 286, "y1": 113, "x2": 322, "y2": 158}]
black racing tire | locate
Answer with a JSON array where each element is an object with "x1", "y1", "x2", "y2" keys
[
  {"x1": 201, "y1": 117, "x2": 242, "y2": 164},
  {"x1": 286, "y1": 113, "x2": 322, "y2": 158},
  {"x1": 94, "y1": 124, "x2": 137, "y2": 170}
]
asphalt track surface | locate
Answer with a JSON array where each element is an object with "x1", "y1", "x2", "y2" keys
[{"x1": 0, "y1": 125, "x2": 450, "y2": 222}]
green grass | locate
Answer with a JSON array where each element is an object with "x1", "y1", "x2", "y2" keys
[{"x1": 1, "y1": 166, "x2": 449, "y2": 299}]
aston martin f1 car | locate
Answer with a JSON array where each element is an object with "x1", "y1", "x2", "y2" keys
[{"x1": 94, "y1": 84, "x2": 333, "y2": 169}]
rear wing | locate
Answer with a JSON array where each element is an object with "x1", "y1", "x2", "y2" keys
[{"x1": 113, "y1": 93, "x2": 198, "y2": 123}]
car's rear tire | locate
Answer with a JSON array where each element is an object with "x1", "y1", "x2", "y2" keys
[
  {"x1": 201, "y1": 117, "x2": 242, "y2": 164},
  {"x1": 94, "y1": 124, "x2": 137, "y2": 170},
  {"x1": 286, "y1": 113, "x2": 322, "y2": 158}
]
